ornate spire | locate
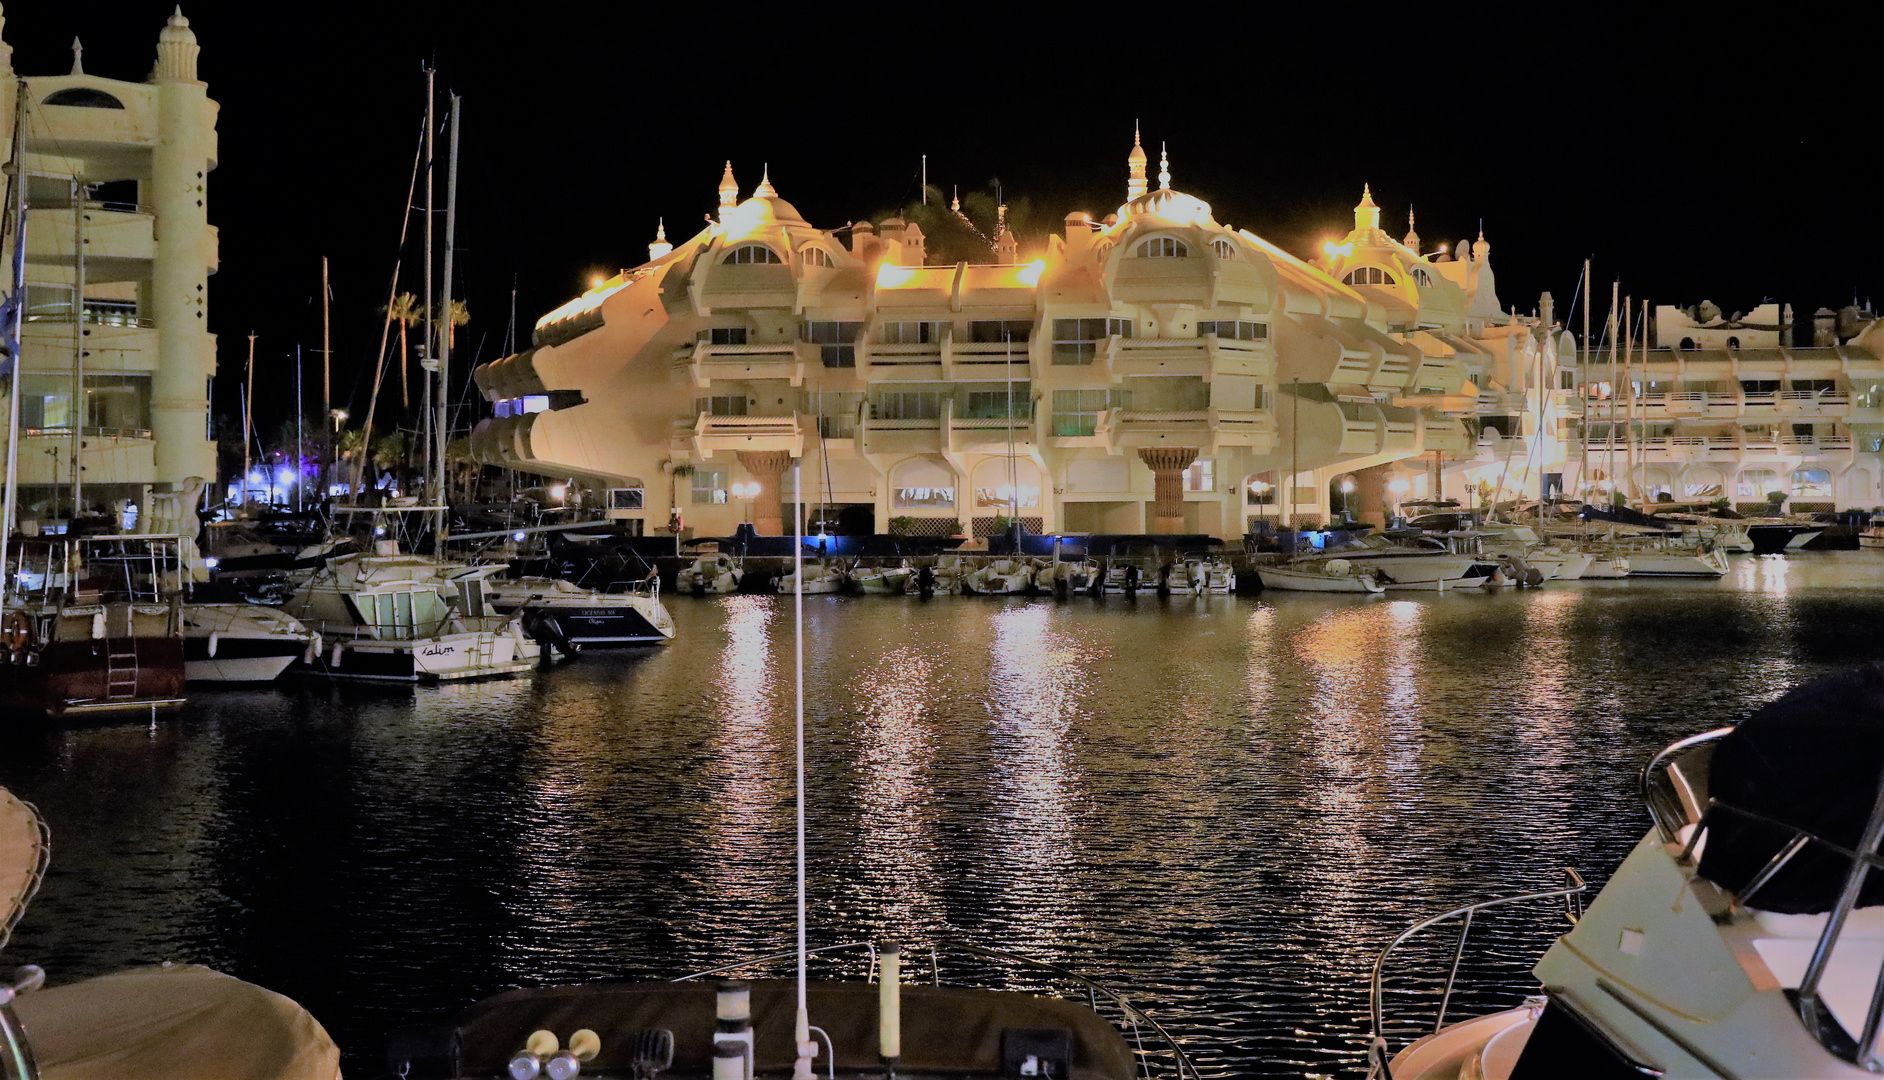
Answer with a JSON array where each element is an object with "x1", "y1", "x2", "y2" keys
[
  {"x1": 71, "y1": 36, "x2": 83, "y2": 75},
  {"x1": 153, "y1": 6, "x2": 200, "y2": 83},
  {"x1": 1353, "y1": 183, "x2": 1381, "y2": 232},
  {"x1": 753, "y1": 164, "x2": 777, "y2": 198},
  {"x1": 1402, "y1": 206, "x2": 1420, "y2": 251},
  {"x1": 1157, "y1": 142, "x2": 1171, "y2": 191},
  {"x1": 951, "y1": 186, "x2": 961, "y2": 212},
  {"x1": 1127, "y1": 121, "x2": 1148, "y2": 200},
  {"x1": 1473, "y1": 225, "x2": 1490, "y2": 261},
  {"x1": 718, "y1": 161, "x2": 739, "y2": 217},
  {"x1": 648, "y1": 218, "x2": 672, "y2": 261}
]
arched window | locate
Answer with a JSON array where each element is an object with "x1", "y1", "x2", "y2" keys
[
  {"x1": 1792, "y1": 468, "x2": 1832, "y2": 497},
  {"x1": 1679, "y1": 337, "x2": 1696, "y2": 350},
  {"x1": 1341, "y1": 266, "x2": 1398, "y2": 287},
  {"x1": 1410, "y1": 267, "x2": 1434, "y2": 287},
  {"x1": 1727, "y1": 335, "x2": 1741, "y2": 349},
  {"x1": 1136, "y1": 236, "x2": 1188, "y2": 258},
  {"x1": 43, "y1": 88, "x2": 124, "y2": 109},
  {"x1": 1211, "y1": 238, "x2": 1237, "y2": 260},
  {"x1": 723, "y1": 244, "x2": 781, "y2": 265},
  {"x1": 801, "y1": 247, "x2": 833, "y2": 269}
]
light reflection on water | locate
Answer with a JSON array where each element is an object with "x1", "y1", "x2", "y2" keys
[{"x1": 7, "y1": 552, "x2": 1884, "y2": 1076}]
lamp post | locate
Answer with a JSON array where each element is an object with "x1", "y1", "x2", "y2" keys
[
  {"x1": 1338, "y1": 477, "x2": 1357, "y2": 522},
  {"x1": 732, "y1": 481, "x2": 761, "y2": 526},
  {"x1": 1387, "y1": 476, "x2": 1410, "y2": 522}
]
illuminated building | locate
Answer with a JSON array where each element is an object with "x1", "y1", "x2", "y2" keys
[
  {"x1": 0, "y1": 6, "x2": 220, "y2": 522},
  {"x1": 472, "y1": 136, "x2": 1529, "y2": 537}
]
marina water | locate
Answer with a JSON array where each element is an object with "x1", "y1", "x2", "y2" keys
[{"x1": 6, "y1": 553, "x2": 1884, "y2": 1077}]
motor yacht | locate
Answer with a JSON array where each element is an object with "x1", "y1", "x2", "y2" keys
[
  {"x1": 285, "y1": 548, "x2": 543, "y2": 681},
  {"x1": 1297, "y1": 532, "x2": 1497, "y2": 591},
  {"x1": 1182, "y1": 557, "x2": 1237, "y2": 594},
  {"x1": 852, "y1": 564, "x2": 912, "y2": 595},
  {"x1": 676, "y1": 554, "x2": 743, "y2": 595},
  {"x1": 1, "y1": 534, "x2": 188, "y2": 719},
  {"x1": 776, "y1": 561, "x2": 846, "y2": 595},
  {"x1": 964, "y1": 558, "x2": 1037, "y2": 596},
  {"x1": 178, "y1": 602, "x2": 319, "y2": 683},
  {"x1": 1610, "y1": 534, "x2": 1731, "y2": 577},
  {"x1": 480, "y1": 573, "x2": 676, "y2": 647},
  {"x1": 1257, "y1": 559, "x2": 1388, "y2": 593},
  {"x1": 1369, "y1": 664, "x2": 1884, "y2": 1080}
]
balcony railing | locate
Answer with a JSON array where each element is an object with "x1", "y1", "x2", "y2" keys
[{"x1": 24, "y1": 311, "x2": 155, "y2": 329}]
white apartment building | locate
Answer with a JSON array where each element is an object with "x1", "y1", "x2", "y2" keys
[
  {"x1": 0, "y1": 5, "x2": 219, "y2": 525},
  {"x1": 471, "y1": 137, "x2": 1547, "y2": 538}
]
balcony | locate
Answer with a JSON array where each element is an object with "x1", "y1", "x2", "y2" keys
[
  {"x1": 944, "y1": 338, "x2": 1032, "y2": 380},
  {"x1": 1424, "y1": 420, "x2": 1470, "y2": 454},
  {"x1": 949, "y1": 409, "x2": 1037, "y2": 454},
  {"x1": 691, "y1": 412, "x2": 804, "y2": 459},
  {"x1": 28, "y1": 205, "x2": 157, "y2": 270},
  {"x1": 860, "y1": 341, "x2": 944, "y2": 382},
  {"x1": 687, "y1": 341, "x2": 809, "y2": 388}
]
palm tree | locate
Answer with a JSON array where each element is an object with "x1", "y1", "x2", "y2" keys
[
  {"x1": 383, "y1": 292, "x2": 420, "y2": 416},
  {"x1": 437, "y1": 300, "x2": 470, "y2": 350}
]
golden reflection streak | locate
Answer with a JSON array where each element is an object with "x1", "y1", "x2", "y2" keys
[
  {"x1": 1515, "y1": 587, "x2": 1576, "y2": 772},
  {"x1": 985, "y1": 604, "x2": 1085, "y2": 943},
  {"x1": 697, "y1": 595, "x2": 788, "y2": 905},
  {"x1": 854, "y1": 646, "x2": 945, "y2": 930}
]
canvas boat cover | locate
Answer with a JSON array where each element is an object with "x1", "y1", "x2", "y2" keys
[
  {"x1": 455, "y1": 978, "x2": 1136, "y2": 1079},
  {"x1": 1699, "y1": 662, "x2": 1884, "y2": 913},
  {"x1": 1, "y1": 786, "x2": 50, "y2": 949},
  {"x1": 9, "y1": 964, "x2": 341, "y2": 1080}
]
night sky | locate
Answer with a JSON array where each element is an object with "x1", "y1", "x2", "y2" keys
[{"x1": 9, "y1": 3, "x2": 1879, "y2": 440}]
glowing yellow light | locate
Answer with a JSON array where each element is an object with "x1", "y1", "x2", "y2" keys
[
  {"x1": 550, "y1": 483, "x2": 567, "y2": 501},
  {"x1": 876, "y1": 263, "x2": 917, "y2": 288},
  {"x1": 1387, "y1": 478, "x2": 1411, "y2": 494},
  {"x1": 1437, "y1": 244, "x2": 1449, "y2": 253},
  {"x1": 1016, "y1": 259, "x2": 1046, "y2": 287},
  {"x1": 1247, "y1": 479, "x2": 1272, "y2": 494},
  {"x1": 1322, "y1": 240, "x2": 1353, "y2": 260},
  {"x1": 590, "y1": 276, "x2": 605, "y2": 289},
  {"x1": 1340, "y1": 479, "x2": 1357, "y2": 493}
]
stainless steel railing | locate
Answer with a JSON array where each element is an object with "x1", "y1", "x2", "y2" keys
[{"x1": 1365, "y1": 872, "x2": 1588, "y2": 1079}]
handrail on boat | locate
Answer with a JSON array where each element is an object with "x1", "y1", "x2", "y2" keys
[
  {"x1": 678, "y1": 938, "x2": 1198, "y2": 1079},
  {"x1": 1638, "y1": 726, "x2": 1734, "y2": 843},
  {"x1": 1366, "y1": 870, "x2": 1587, "y2": 1079}
]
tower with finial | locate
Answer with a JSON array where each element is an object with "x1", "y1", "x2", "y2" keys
[
  {"x1": 1473, "y1": 227, "x2": 1490, "y2": 262},
  {"x1": 1353, "y1": 184, "x2": 1381, "y2": 233},
  {"x1": 717, "y1": 161, "x2": 739, "y2": 218},
  {"x1": 1157, "y1": 143, "x2": 1171, "y2": 191},
  {"x1": 1127, "y1": 122, "x2": 1147, "y2": 200},
  {"x1": 70, "y1": 36, "x2": 83, "y2": 75},
  {"x1": 1403, "y1": 206, "x2": 1420, "y2": 251},
  {"x1": 153, "y1": 6, "x2": 200, "y2": 82},
  {"x1": 648, "y1": 219, "x2": 671, "y2": 261},
  {"x1": 753, "y1": 164, "x2": 777, "y2": 198}
]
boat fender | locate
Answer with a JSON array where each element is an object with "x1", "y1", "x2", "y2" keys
[
  {"x1": 2, "y1": 611, "x2": 29, "y2": 654},
  {"x1": 207, "y1": 631, "x2": 219, "y2": 659},
  {"x1": 1325, "y1": 559, "x2": 1351, "y2": 575},
  {"x1": 91, "y1": 611, "x2": 106, "y2": 639}
]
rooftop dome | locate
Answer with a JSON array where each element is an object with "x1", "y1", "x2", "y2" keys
[{"x1": 1117, "y1": 186, "x2": 1214, "y2": 228}]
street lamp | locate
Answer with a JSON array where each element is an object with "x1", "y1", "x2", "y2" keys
[
  {"x1": 731, "y1": 481, "x2": 761, "y2": 525},
  {"x1": 1338, "y1": 476, "x2": 1356, "y2": 520},
  {"x1": 1387, "y1": 476, "x2": 1410, "y2": 521}
]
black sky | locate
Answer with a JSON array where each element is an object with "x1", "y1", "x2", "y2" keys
[{"x1": 9, "y1": 2, "x2": 1879, "y2": 436}]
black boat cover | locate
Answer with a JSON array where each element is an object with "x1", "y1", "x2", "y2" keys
[{"x1": 1699, "y1": 663, "x2": 1884, "y2": 913}]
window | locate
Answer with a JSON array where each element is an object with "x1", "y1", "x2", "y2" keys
[
  {"x1": 1051, "y1": 317, "x2": 1132, "y2": 364},
  {"x1": 43, "y1": 88, "x2": 125, "y2": 109},
  {"x1": 694, "y1": 395, "x2": 748, "y2": 416},
  {"x1": 968, "y1": 320, "x2": 1033, "y2": 344},
  {"x1": 1792, "y1": 468, "x2": 1832, "y2": 497},
  {"x1": 22, "y1": 374, "x2": 151, "y2": 433},
  {"x1": 1051, "y1": 389, "x2": 1128, "y2": 436},
  {"x1": 1197, "y1": 320, "x2": 1267, "y2": 341},
  {"x1": 607, "y1": 487, "x2": 645, "y2": 510},
  {"x1": 692, "y1": 467, "x2": 730, "y2": 505},
  {"x1": 801, "y1": 321, "x2": 862, "y2": 367},
  {"x1": 963, "y1": 387, "x2": 1030, "y2": 420},
  {"x1": 876, "y1": 391, "x2": 943, "y2": 420},
  {"x1": 1792, "y1": 379, "x2": 1837, "y2": 394},
  {"x1": 878, "y1": 321, "x2": 940, "y2": 345},
  {"x1": 1211, "y1": 238, "x2": 1238, "y2": 260},
  {"x1": 801, "y1": 247, "x2": 834, "y2": 269},
  {"x1": 1560, "y1": 369, "x2": 1576, "y2": 390},
  {"x1": 1136, "y1": 236, "x2": 1188, "y2": 258},
  {"x1": 1342, "y1": 266, "x2": 1398, "y2": 286},
  {"x1": 722, "y1": 244, "x2": 781, "y2": 264},
  {"x1": 1184, "y1": 458, "x2": 1215, "y2": 492},
  {"x1": 21, "y1": 374, "x2": 72, "y2": 430},
  {"x1": 1411, "y1": 267, "x2": 1435, "y2": 287},
  {"x1": 704, "y1": 326, "x2": 748, "y2": 346}
]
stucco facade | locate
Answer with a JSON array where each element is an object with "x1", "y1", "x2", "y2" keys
[{"x1": 0, "y1": 5, "x2": 218, "y2": 524}]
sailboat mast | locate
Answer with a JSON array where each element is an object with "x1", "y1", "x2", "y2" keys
[
  {"x1": 1605, "y1": 281, "x2": 1619, "y2": 504},
  {"x1": 791, "y1": 460, "x2": 814, "y2": 1080},
  {"x1": 70, "y1": 176, "x2": 84, "y2": 521},
  {"x1": 436, "y1": 92, "x2": 460, "y2": 543},
  {"x1": 420, "y1": 67, "x2": 434, "y2": 514},
  {"x1": 1623, "y1": 296, "x2": 1634, "y2": 506},
  {"x1": 3, "y1": 86, "x2": 30, "y2": 581},
  {"x1": 321, "y1": 255, "x2": 331, "y2": 498},
  {"x1": 1579, "y1": 259, "x2": 1590, "y2": 502},
  {"x1": 243, "y1": 331, "x2": 255, "y2": 510}
]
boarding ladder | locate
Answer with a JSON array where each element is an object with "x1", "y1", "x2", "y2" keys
[{"x1": 105, "y1": 640, "x2": 139, "y2": 700}]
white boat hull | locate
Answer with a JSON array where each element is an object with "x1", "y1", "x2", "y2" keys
[
  {"x1": 1622, "y1": 548, "x2": 1730, "y2": 577},
  {"x1": 1258, "y1": 565, "x2": 1386, "y2": 593}
]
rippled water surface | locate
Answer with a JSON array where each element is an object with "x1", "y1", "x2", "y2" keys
[{"x1": 8, "y1": 552, "x2": 1884, "y2": 1077}]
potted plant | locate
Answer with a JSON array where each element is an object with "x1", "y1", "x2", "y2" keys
[
  {"x1": 887, "y1": 515, "x2": 918, "y2": 536},
  {"x1": 1765, "y1": 490, "x2": 1789, "y2": 515}
]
